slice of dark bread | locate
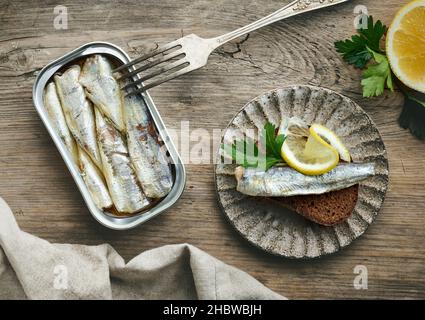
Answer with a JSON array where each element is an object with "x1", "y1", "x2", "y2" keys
[{"x1": 271, "y1": 185, "x2": 359, "y2": 226}]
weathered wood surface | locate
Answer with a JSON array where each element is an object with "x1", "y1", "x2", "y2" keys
[{"x1": 0, "y1": 0, "x2": 424, "y2": 299}]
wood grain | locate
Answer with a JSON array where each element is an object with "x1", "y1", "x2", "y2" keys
[{"x1": 0, "y1": 0, "x2": 424, "y2": 299}]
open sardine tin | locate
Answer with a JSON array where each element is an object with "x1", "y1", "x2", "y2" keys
[{"x1": 33, "y1": 42, "x2": 186, "y2": 230}]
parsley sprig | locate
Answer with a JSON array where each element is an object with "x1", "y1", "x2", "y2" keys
[
  {"x1": 222, "y1": 122, "x2": 286, "y2": 171},
  {"x1": 335, "y1": 16, "x2": 394, "y2": 97},
  {"x1": 361, "y1": 48, "x2": 394, "y2": 97},
  {"x1": 335, "y1": 16, "x2": 386, "y2": 68}
]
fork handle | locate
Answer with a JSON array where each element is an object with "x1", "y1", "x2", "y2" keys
[{"x1": 211, "y1": 0, "x2": 348, "y2": 46}]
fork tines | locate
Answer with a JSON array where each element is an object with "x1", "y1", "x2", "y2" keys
[{"x1": 113, "y1": 40, "x2": 190, "y2": 96}]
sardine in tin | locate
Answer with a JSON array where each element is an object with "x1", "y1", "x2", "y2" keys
[{"x1": 33, "y1": 42, "x2": 186, "y2": 230}]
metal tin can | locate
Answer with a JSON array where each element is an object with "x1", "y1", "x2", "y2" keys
[{"x1": 33, "y1": 42, "x2": 186, "y2": 230}]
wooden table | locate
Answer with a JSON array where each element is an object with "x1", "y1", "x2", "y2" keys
[{"x1": 0, "y1": 0, "x2": 424, "y2": 299}]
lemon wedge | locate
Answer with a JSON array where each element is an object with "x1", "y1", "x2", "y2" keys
[
  {"x1": 281, "y1": 126, "x2": 339, "y2": 176},
  {"x1": 386, "y1": 0, "x2": 425, "y2": 93},
  {"x1": 310, "y1": 124, "x2": 351, "y2": 162}
]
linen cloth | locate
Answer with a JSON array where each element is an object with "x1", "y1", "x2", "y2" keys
[{"x1": 0, "y1": 197, "x2": 284, "y2": 300}]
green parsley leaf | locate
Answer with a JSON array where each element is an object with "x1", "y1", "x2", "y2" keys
[
  {"x1": 222, "y1": 122, "x2": 286, "y2": 171},
  {"x1": 335, "y1": 36, "x2": 373, "y2": 69},
  {"x1": 263, "y1": 122, "x2": 286, "y2": 159},
  {"x1": 361, "y1": 48, "x2": 394, "y2": 97},
  {"x1": 274, "y1": 134, "x2": 286, "y2": 152},
  {"x1": 222, "y1": 139, "x2": 259, "y2": 168},
  {"x1": 335, "y1": 16, "x2": 387, "y2": 69},
  {"x1": 264, "y1": 157, "x2": 283, "y2": 171},
  {"x1": 358, "y1": 16, "x2": 386, "y2": 53},
  {"x1": 262, "y1": 122, "x2": 286, "y2": 170}
]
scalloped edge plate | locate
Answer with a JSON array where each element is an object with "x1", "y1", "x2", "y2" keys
[{"x1": 215, "y1": 85, "x2": 389, "y2": 258}]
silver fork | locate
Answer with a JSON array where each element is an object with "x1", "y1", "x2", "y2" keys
[{"x1": 115, "y1": 0, "x2": 349, "y2": 95}]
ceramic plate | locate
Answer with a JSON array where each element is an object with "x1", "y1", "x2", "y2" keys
[{"x1": 215, "y1": 85, "x2": 389, "y2": 258}]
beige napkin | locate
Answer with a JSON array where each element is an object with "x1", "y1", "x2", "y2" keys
[{"x1": 0, "y1": 197, "x2": 284, "y2": 300}]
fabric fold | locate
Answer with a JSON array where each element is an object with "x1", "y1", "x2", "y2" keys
[{"x1": 0, "y1": 197, "x2": 284, "y2": 300}]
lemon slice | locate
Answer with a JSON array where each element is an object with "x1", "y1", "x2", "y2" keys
[
  {"x1": 281, "y1": 127, "x2": 339, "y2": 176},
  {"x1": 310, "y1": 124, "x2": 351, "y2": 162},
  {"x1": 386, "y1": 0, "x2": 425, "y2": 93}
]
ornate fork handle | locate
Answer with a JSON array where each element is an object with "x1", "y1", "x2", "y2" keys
[
  {"x1": 116, "y1": 0, "x2": 349, "y2": 94},
  {"x1": 212, "y1": 0, "x2": 348, "y2": 46}
]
